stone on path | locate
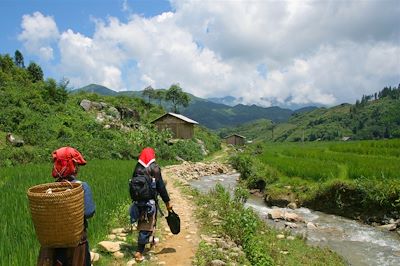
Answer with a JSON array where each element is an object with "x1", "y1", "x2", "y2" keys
[
  {"x1": 90, "y1": 252, "x2": 100, "y2": 262},
  {"x1": 111, "y1": 228, "x2": 125, "y2": 234},
  {"x1": 113, "y1": 251, "x2": 124, "y2": 259},
  {"x1": 126, "y1": 259, "x2": 137, "y2": 265},
  {"x1": 107, "y1": 234, "x2": 116, "y2": 240},
  {"x1": 117, "y1": 236, "x2": 127, "y2": 241},
  {"x1": 98, "y1": 241, "x2": 125, "y2": 253}
]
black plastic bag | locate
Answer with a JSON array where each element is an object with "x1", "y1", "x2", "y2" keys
[{"x1": 166, "y1": 209, "x2": 180, "y2": 234}]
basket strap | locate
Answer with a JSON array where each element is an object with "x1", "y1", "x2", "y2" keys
[
  {"x1": 53, "y1": 163, "x2": 68, "y2": 178},
  {"x1": 64, "y1": 180, "x2": 73, "y2": 188}
]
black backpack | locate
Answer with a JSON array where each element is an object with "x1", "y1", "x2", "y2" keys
[{"x1": 129, "y1": 172, "x2": 155, "y2": 201}]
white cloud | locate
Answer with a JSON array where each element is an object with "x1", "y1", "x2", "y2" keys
[
  {"x1": 18, "y1": 12, "x2": 59, "y2": 61},
  {"x1": 57, "y1": 29, "x2": 125, "y2": 89},
  {"x1": 19, "y1": 1, "x2": 400, "y2": 106}
]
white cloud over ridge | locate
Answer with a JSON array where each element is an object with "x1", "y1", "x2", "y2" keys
[
  {"x1": 18, "y1": 1, "x2": 400, "y2": 107},
  {"x1": 18, "y1": 12, "x2": 59, "y2": 61}
]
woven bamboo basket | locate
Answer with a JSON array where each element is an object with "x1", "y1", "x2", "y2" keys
[{"x1": 27, "y1": 182, "x2": 84, "y2": 247}]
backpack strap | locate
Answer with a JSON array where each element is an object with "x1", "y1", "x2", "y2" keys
[{"x1": 145, "y1": 166, "x2": 165, "y2": 217}]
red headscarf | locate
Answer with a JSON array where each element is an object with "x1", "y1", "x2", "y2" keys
[
  {"x1": 138, "y1": 147, "x2": 156, "y2": 168},
  {"x1": 52, "y1": 147, "x2": 86, "y2": 178}
]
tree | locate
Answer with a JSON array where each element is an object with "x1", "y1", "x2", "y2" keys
[
  {"x1": 27, "y1": 62, "x2": 43, "y2": 83},
  {"x1": 14, "y1": 50, "x2": 25, "y2": 68},
  {"x1": 165, "y1": 84, "x2": 191, "y2": 113},
  {"x1": 142, "y1": 86, "x2": 155, "y2": 104},
  {"x1": 154, "y1": 89, "x2": 166, "y2": 107}
]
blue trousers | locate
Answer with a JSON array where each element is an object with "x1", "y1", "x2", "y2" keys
[{"x1": 137, "y1": 230, "x2": 152, "y2": 253}]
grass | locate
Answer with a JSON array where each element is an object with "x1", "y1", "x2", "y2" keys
[
  {"x1": 232, "y1": 139, "x2": 400, "y2": 221},
  {"x1": 0, "y1": 159, "x2": 172, "y2": 265},
  {"x1": 188, "y1": 184, "x2": 345, "y2": 266},
  {"x1": 204, "y1": 143, "x2": 231, "y2": 163}
]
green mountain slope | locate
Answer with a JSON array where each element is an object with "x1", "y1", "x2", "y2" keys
[
  {"x1": 0, "y1": 54, "x2": 221, "y2": 166},
  {"x1": 72, "y1": 84, "x2": 295, "y2": 129},
  {"x1": 71, "y1": 83, "x2": 118, "y2": 95},
  {"x1": 182, "y1": 101, "x2": 293, "y2": 129},
  {"x1": 220, "y1": 92, "x2": 400, "y2": 142}
]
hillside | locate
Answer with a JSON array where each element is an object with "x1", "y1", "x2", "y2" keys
[
  {"x1": 0, "y1": 53, "x2": 221, "y2": 166},
  {"x1": 218, "y1": 90, "x2": 400, "y2": 142},
  {"x1": 182, "y1": 102, "x2": 293, "y2": 129},
  {"x1": 73, "y1": 84, "x2": 294, "y2": 129},
  {"x1": 71, "y1": 83, "x2": 118, "y2": 96}
]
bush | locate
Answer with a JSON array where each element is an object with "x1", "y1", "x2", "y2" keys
[
  {"x1": 169, "y1": 139, "x2": 203, "y2": 162},
  {"x1": 229, "y1": 153, "x2": 278, "y2": 190},
  {"x1": 229, "y1": 154, "x2": 252, "y2": 180}
]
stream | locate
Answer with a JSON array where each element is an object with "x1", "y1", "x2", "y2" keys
[{"x1": 190, "y1": 173, "x2": 400, "y2": 266}]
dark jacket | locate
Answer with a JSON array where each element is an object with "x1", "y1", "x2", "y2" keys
[{"x1": 132, "y1": 162, "x2": 170, "y2": 203}]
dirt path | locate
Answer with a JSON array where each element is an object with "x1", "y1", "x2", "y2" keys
[{"x1": 152, "y1": 165, "x2": 200, "y2": 265}]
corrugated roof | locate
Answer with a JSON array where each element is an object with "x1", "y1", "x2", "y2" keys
[
  {"x1": 225, "y1": 133, "x2": 246, "y2": 139},
  {"x1": 152, "y1": 112, "x2": 199, "y2": 124}
]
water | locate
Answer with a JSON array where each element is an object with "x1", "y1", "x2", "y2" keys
[{"x1": 190, "y1": 173, "x2": 400, "y2": 266}]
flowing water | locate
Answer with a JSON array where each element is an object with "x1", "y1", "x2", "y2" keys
[{"x1": 190, "y1": 173, "x2": 400, "y2": 266}]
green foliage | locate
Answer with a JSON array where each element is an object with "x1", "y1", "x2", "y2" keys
[
  {"x1": 0, "y1": 52, "x2": 221, "y2": 166},
  {"x1": 183, "y1": 100, "x2": 292, "y2": 129},
  {"x1": 194, "y1": 126, "x2": 221, "y2": 154},
  {"x1": 229, "y1": 153, "x2": 278, "y2": 190},
  {"x1": 0, "y1": 160, "x2": 145, "y2": 265},
  {"x1": 26, "y1": 62, "x2": 43, "y2": 83},
  {"x1": 166, "y1": 83, "x2": 191, "y2": 113},
  {"x1": 169, "y1": 139, "x2": 203, "y2": 162},
  {"x1": 229, "y1": 153, "x2": 252, "y2": 180},
  {"x1": 218, "y1": 119, "x2": 273, "y2": 140},
  {"x1": 243, "y1": 140, "x2": 400, "y2": 220},
  {"x1": 193, "y1": 184, "x2": 344, "y2": 266},
  {"x1": 142, "y1": 85, "x2": 155, "y2": 104},
  {"x1": 233, "y1": 184, "x2": 250, "y2": 204},
  {"x1": 14, "y1": 50, "x2": 24, "y2": 68},
  {"x1": 220, "y1": 86, "x2": 400, "y2": 142},
  {"x1": 42, "y1": 78, "x2": 68, "y2": 104}
]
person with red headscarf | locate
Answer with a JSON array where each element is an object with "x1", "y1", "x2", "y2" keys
[
  {"x1": 130, "y1": 147, "x2": 172, "y2": 262},
  {"x1": 37, "y1": 147, "x2": 95, "y2": 266}
]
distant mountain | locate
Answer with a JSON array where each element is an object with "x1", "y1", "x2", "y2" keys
[
  {"x1": 207, "y1": 96, "x2": 238, "y2": 106},
  {"x1": 293, "y1": 106, "x2": 319, "y2": 114},
  {"x1": 72, "y1": 84, "x2": 313, "y2": 129},
  {"x1": 224, "y1": 95, "x2": 400, "y2": 142},
  {"x1": 71, "y1": 84, "x2": 118, "y2": 96},
  {"x1": 181, "y1": 101, "x2": 293, "y2": 129}
]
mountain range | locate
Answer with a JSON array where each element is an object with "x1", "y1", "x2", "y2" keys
[
  {"x1": 73, "y1": 83, "x2": 400, "y2": 141},
  {"x1": 72, "y1": 84, "x2": 315, "y2": 129}
]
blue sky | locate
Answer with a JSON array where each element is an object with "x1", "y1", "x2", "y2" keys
[
  {"x1": 1, "y1": 0, "x2": 399, "y2": 107},
  {"x1": 1, "y1": 0, "x2": 172, "y2": 55}
]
